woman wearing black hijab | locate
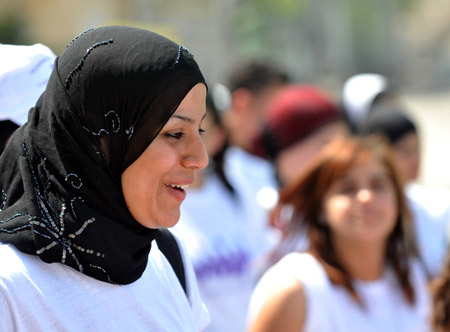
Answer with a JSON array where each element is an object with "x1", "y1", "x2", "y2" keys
[{"x1": 0, "y1": 26, "x2": 210, "y2": 331}]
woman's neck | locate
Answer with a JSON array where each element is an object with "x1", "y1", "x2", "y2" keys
[{"x1": 332, "y1": 239, "x2": 387, "y2": 281}]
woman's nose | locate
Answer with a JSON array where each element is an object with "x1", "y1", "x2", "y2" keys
[
  {"x1": 356, "y1": 188, "x2": 373, "y2": 203},
  {"x1": 182, "y1": 135, "x2": 209, "y2": 170}
]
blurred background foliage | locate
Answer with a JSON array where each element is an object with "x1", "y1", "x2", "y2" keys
[
  {"x1": 0, "y1": 10, "x2": 28, "y2": 44},
  {"x1": 1, "y1": 0, "x2": 449, "y2": 92}
]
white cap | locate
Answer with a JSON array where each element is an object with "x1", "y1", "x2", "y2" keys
[
  {"x1": 211, "y1": 83, "x2": 231, "y2": 114},
  {"x1": 0, "y1": 43, "x2": 56, "y2": 126},
  {"x1": 342, "y1": 73, "x2": 389, "y2": 130}
]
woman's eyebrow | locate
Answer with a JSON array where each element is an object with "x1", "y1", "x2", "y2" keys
[
  {"x1": 172, "y1": 112, "x2": 207, "y2": 123},
  {"x1": 337, "y1": 173, "x2": 351, "y2": 181}
]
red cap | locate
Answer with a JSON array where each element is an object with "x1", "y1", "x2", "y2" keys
[{"x1": 253, "y1": 84, "x2": 341, "y2": 159}]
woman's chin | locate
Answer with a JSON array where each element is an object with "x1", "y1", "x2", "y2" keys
[{"x1": 155, "y1": 211, "x2": 181, "y2": 229}]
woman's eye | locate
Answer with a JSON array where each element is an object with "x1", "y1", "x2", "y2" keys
[
  {"x1": 166, "y1": 132, "x2": 184, "y2": 139},
  {"x1": 371, "y1": 179, "x2": 389, "y2": 191},
  {"x1": 341, "y1": 186, "x2": 355, "y2": 194},
  {"x1": 338, "y1": 182, "x2": 356, "y2": 194},
  {"x1": 199, "y1": 128, "x2": 206, "y2": 135}
]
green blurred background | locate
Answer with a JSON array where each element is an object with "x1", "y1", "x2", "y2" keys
[{"x1": 2, "y1": 0, "x2": 450, "y2": 92}]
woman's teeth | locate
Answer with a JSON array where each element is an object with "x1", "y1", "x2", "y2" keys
[{"x1": 167, "y1": 184, "x2": 188, "y2": 190}]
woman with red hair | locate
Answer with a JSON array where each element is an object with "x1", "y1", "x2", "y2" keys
[{"x1": 247, "y1": 136, "x2": 430, "y2": 332}]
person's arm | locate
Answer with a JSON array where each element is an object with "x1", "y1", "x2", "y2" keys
[{"x1": 248, "y1": 277, "x2": 306, "y2": 332}]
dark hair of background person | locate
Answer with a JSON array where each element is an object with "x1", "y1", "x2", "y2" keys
[
  {"x1": 271, "y1": 136, "x2": 417, "y2": 306},
  {"x1": 226, "y1": 59, "x2": 290, "y2": 93},
  {"x1": 359, "y1": 103, "x2": 417, "y2": 144},
  {"x1": 341, "y1": 93, "x2": 397, "y2": 135},
  {"x1": 206, "y1": 92, "x2": 236, "y2": 197}
]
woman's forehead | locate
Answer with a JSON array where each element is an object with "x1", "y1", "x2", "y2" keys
[{"x1": 337, "y1": 157, "x2": 389, "y2": 180}]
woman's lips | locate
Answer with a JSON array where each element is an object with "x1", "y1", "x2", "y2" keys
[{"x1": 165, "y1": 183, "x2": 189, "y2": 202}]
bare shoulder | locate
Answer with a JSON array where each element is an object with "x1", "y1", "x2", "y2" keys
[{"x1": 249, "y1": 277, "x2": 306, "y2": 332}]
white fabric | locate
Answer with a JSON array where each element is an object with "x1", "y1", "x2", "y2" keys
[
  {"x1": 0, "y1": 43, "x2": 55, "y2": 125},
  {"x1": 0, "y1": 234, "x2": 210, "y2": 332},
  {"x1": 248, "y1": 253, "x2": 431, "y2": 332},
  {"x1": 225, "y1": 146, "x2": 278, "y2": 209},
  {"x1": 342, "y1": 73, "x2": 388, "y2": 130},
  {"x1": 406, "y1": 182, "x2": 450, "y2": 277},
  {"x1": 174, "y1": 170, "x2": 278, "y2": 332}
]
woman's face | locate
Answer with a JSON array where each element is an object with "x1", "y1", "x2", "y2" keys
[
  {"x1": 322, "y1": 156, "x2": 398, "y2": 246},
  {"x1": 121, "y1": 83, "x2": 208, "y2": 228},
  {"x1": 392, "y1": 132, "x2": 420, "y2": 184}
]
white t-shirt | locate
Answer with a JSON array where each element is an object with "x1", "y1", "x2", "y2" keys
[
  {"x1": 406, "y1": 182, "x2": 450, "y2": 277},
  {"x1": 224, "y1": 146, "x2": 277, "y2": 198},
  {"x1": 174, "y1": 171, "x2": 277, "y2": 332},
  {"x1": 248, "y1": 253, "x2": 431, "y2": 332},
  {"x1": 0, "y1": 235, "x2": 210, "y2": 332}
]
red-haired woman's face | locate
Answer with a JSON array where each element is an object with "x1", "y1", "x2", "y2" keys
[{"x1": 322, "y1": 156, "x2": 398, "y2": 246}]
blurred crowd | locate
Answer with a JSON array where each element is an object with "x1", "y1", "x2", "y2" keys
[{"x1": 2, "y1": 33, "x2": 450, "y2": 332}]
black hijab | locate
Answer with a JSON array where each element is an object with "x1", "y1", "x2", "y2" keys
[{"x1": 0, "y1": 26, "x2": 206, "y2": 284}]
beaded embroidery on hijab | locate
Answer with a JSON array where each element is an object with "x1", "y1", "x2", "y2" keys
[{"x1": 0, "y1": 26, "x2": 206, "y2": 284}]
